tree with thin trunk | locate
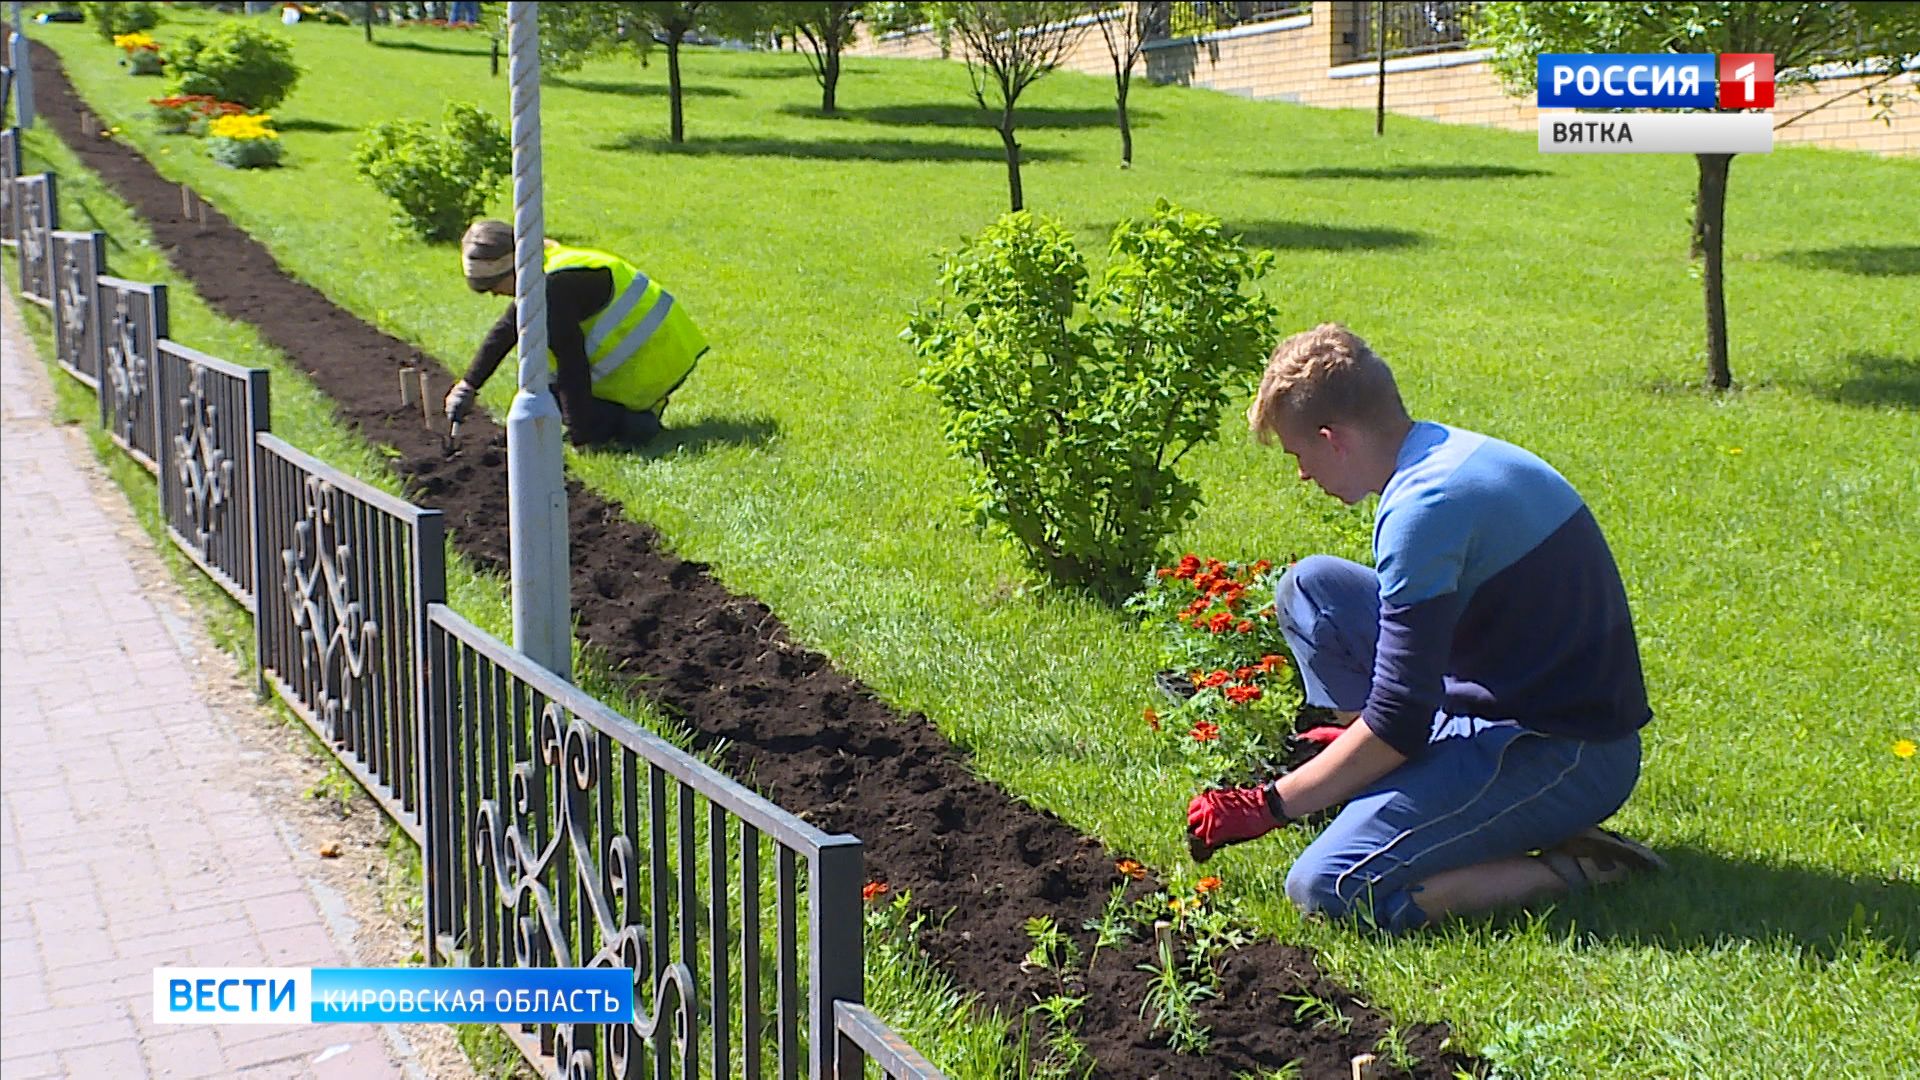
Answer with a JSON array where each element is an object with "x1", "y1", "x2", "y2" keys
[
  {"x1": 940, "y1": 2, "x2": 1090, "y2": 211},
  {"x1": 763, "y1": 2, "x2": 866, "y2": 114},
  {"x1": 1474, "y1": 1, "x2": 1920, "y2": 390},
  {"x1": 1095, "y1": 2, "x2": 1146, "y2": 166},
  {"x1": 538, "y1": 2, "x2": 711, "y2": 144}
]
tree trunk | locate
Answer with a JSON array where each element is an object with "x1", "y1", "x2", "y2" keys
[
  {"x1": 363, "y1": 2, "x2": 373, "y2": 42},
  {"x1": 1375, "y1": 0, "x2": 1387, "y2": 136},
  {"x1": 1689, "y1": 184, "x2": 1706, "y2": 259},
  {"x1": 1000, "y1": 122, "x2": 1023, "y2": 212},
  {"x1": 822, "y1": 44, "x2": 839, "y2": 113},
  {"x1": 1697, "y1": 152, "x2": 1734, "y2": 389},
  {"x1": 1116, "y1": 79, "x2": 1133, "y2": 166},
  {"x1": 668, "y1": 35, "x2": 685, "y2": 144}
]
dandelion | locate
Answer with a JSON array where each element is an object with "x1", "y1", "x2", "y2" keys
[
  {"x1": 1115, "y1": 858, "x2": 1148, "y2": 881},
  {"x1": 1190, "y1": 721, "x2": 1220, "y2": 743},
  {"x1": 1895, "y1": 739, "x2": 1916, "y2": 760},
  {"x1": 1196, "y1": 875, "x2": 1223, "y2": 895},
  {"x1": 861, "y1": 881, "x2": 890, "y2": 902},
  {"x1": 1726, "y1": 447, "x2": 1744, "y2": 455}
]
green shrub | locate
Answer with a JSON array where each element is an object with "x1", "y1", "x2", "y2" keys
[
  {"x1": 163, "y1": 23, "x2": 302, "y2": 110},
  {"x1": 352, "y1": 103, "x2": 511, "y2": 242},
  {"x1": 90, "y1": 2, "x2": 162, "y2": 42},
  {"x1": 905, "y1": 201, "x2": 1278, "y2": 600}
]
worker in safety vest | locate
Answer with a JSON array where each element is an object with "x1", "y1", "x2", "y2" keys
[{"x1": 444, "y1": 219, "x2": 708, "y2": 447}]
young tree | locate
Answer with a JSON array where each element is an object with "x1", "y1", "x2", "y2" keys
[
  {"x1": 538, "y1": 1, "x2": 712, "y2": 144},
  {"x1": 1473, "y1": 1, "x2": 1920, "y2": 389},
  {"x1": 1094, "y1": 1, "x2": 1146, "y2": 166},
  {"x1": 765, "y1": 2, "x2": 866, "y2": 113},
  {"x1": 941, "y1": 2, "x2": 1090, "y2": 210}
]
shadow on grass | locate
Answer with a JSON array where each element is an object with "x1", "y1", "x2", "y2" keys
[
  {"x1": 1799, "y1": 354, "x2": 1920, "y2": 411},
  {"x1": 725, "y1": 63, "x2": 816, "y2": 80},
  {"x1": 1229, "y1": 219, "x2": 1427, "y2": 252},
  {"x1": 1518, "y1": 846, "x2": 1919, "y2": 961},
  {"x1": 781, "y1": 102, "x2": 1151, "y2": 129},
  {"x1": 371, "y1": 39, "x2": 492, "y2": 58},
  {"x1": 598, "y1": 132, "x2": 1071, "y2": 164},
  {"x1": 1775, "y1": 245, "x2": 1920, "y2": 277},
  {"x1": 548, "y1": 75, "x2": 738, "y2": 99},
  {"x1": 275, "y1": 118, "x2": 357, "y2": 134},
  {"x1": 643, "y1": 416, "x2": 779, "y2": 456},
  {"x1": 1252, "y1": 164, "x2": 1548, "y2": 181}
]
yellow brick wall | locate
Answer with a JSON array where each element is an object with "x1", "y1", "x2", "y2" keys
[{"x1": 848, "y1": 4, "x2": 1918, "y2": 155}]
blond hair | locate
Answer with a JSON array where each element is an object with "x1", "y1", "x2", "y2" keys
[{"x1": 1247, "y1": 323, "x2": 1408, "y2": 443}]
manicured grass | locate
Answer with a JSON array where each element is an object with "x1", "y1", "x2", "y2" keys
[{"x1": 26, "y1": 9, "x2": 1920, "y2": 1076}]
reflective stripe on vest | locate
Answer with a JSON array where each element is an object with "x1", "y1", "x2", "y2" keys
[{"x1": 542, "y1": 244, "x2": 703, "y2": 412}]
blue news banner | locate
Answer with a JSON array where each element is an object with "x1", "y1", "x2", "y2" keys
[
  {"x1": 154, "y1": 967, "x2": 634, "y2": 1025},
  {"x1": 1537, "y1": 53, "x2": 1716, "y2": 109}
]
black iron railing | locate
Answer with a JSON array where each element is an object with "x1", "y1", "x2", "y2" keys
[
  {"x1": 1342, "y1": 1, "x2": 1480, "y2": 62},
  {"x1": 157, "y1": 340, "x2": 270, "y2": 609},
  {"x1": 95, "y1": 275, "x2": 167, "y2": 471},
  {"x1": 50, "y1": 229, "x2": 104, "y2": 389},
  {"x1": 255, "y1": 436, "x2": 446, "y2": 838},
  {"x1": 1143, "y1": 1, "x2": 1309, "y2": 42},
  {"x1": 1, "y1": 127, "x2": 20, "y2": 248}
]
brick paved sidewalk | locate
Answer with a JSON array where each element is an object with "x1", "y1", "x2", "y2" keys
[{"x1": 1, "y1": 291, "x2": 412, "y2": 1078}]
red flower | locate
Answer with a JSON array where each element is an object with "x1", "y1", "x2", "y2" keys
[
  {"x1": 1259, "y1": 653, "x2": 1288, "y2": 672},
  {"x1": 1252, "y1": 560, "x2": 1273, "y2": 575},
  {"x1": 862, "y1": 881, "x2": 890, "y2": 902},
  {"x1": 1202, "y1": 670, "x2": 1230, "y2": 688},
  {"x1": 1172, "y1": 554, "x2": 1200, "y2": 580},
  {"x1": 1115, "y1": 858, "x2": 1148, "y2": 880},
  {"x1": 1225, "y1": 684, "x2": 1263, "y2": 705},
  {"x1": 1196, "y1": 875, "x2": 1223, "y2": 894},
  {"x1": 1190, "y1": 721, "x2": 1221, "y2": 743},
  {"x1": 1207, "y1": 611, "x2": 1233, "y2": 634}
]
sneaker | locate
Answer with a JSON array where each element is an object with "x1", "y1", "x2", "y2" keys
[
  {"x1": 1186, "y1": 785, "x2": 1282, "y2": 864},
  {"x1": 1539, "y1": 826, "x2": 1666, "y2": 891}
]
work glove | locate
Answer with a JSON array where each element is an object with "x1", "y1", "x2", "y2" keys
[
  {"x1": 1294, "y1": 725, "x2": 1347, "y2": 747},
  {"x1": 444, "y1": 380, "x2": 476, "y2": 424},
  {"x1": 1186, "y1": 782, "x2": 1287, "y2": 864}
]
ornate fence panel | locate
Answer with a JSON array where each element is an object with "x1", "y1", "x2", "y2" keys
[
  {"x1": 424, "y1": 604, "x2": 896, "y2": 1079},
  {"x1": 95, "y1": 276, "x2": 167, "y2": 472},
  {"x1": 1, "y1": 127, "x2": 19, "y2": 248},
  {"x1": 49, "y1": 230, "x2": 105, "y2": 388},
  {"x1": 16, "y1": 172, "x2": 54, "y2": 305},
  {"x1": 156, "y1": 340, "x2": 269, "y2": 610},
  {"x1": 256, "y1": 434, "x2": 445, "y2": 839}
]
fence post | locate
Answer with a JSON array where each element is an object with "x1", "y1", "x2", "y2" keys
[
  {"x1": 411, "y1": 513, "x2": 447, "y2": 963},
  {"x1": 8, "y1": 4, "x2": 32, "y2": 131},
  {"x1": 811, "y1": 835, "x2": 865, "y2": 1079}
]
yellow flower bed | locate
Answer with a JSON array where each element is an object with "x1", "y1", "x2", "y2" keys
[
  {"x1": 206, "y1": 113, "x2": 280, "y2": 142},
  {"x1": 113, "y1": 31, "x2": 158, "y2": 52}
]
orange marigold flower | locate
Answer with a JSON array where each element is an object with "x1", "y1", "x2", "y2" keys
[
  {"x1": 1207, "y1": 611, "x2": 1233, "y2": 634},
  {"x1": 1235, "y1": 666, "x2": 1257, "y2": 681},
  {"x1": 1225, "y1": 684, "x2": 1263, "y2": 705},
  {"x1": 1190, "y1": 721, "x2": 1221, "y2": 742},
  {"x1": 1203, "y1": 670, "x2": 1230, "y2": 688},
  {"x1": 1172, "y1": 554, "x2": 1200, "y2": 580},
  {"x1": 1252, "y1": 559, "x2": 1273, "y2": 574},
  {"x1": 1235, "y1": 619, "x2": 1254, "y2": 633},
  {"x1": 1260, "y1": 653, "x2": 1287, "y2": 671},
  {"x1": 1115, "y1": 858, "x2": 1148, "y2": 880},
  {"x1": 862, "y1": 881, "x2": 890, "y2": 902},
  {"x1": 1156, "y1": 567, "x2": 1174, "y2": 578},
  {"x1": 1196, "y1": 875, "x2": 1223, "y2": 894},
  {"x1": 1143, "y1": 707, "x2": 1161, "y2": 732}
]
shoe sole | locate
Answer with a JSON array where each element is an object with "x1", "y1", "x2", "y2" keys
[{"x1": 1554, "y1": 827, "x2": 1667, "y2": 874}]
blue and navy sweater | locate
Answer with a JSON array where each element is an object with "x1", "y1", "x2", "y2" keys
[{"x1": 1363, "y1": 422, "x2": 1652, "y2": 757}]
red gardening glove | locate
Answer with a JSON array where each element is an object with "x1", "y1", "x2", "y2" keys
[
  {"x1": 1186, "y1": 784, "x2": 1283, "y2": 864},
  {"x1": 1296, "y1": 724, "x2": 1346, "y2": 747}
]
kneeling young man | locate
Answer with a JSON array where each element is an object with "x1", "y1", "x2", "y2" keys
[{"x1": 1187, "y1": 324, "x2": 1661, "y2": 931}]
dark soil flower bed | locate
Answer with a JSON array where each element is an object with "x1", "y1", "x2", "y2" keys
[{"x1": 29, "y1": 42, "x2": 1472, "y2": 1079}]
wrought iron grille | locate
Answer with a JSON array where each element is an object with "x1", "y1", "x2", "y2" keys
[
  {"x1": 94, "y1": 276, "x2": 167, "y2": 472},
  {"x1": 1, "y1": 128, "x2": 19, "y2": 248},
  {"x1": 256, "y1": 435, "x2": 446, "y2": 838},
  {"x1": 424, "y1": 603, "x2": 873, "y2": 1079},
  {"x1": 1342, "y1": 1, "x2": 1480, "y2": 62},
  {"x1": 157, "y1": 340, "x2": 269, "y2": 610},
  {"x1": 1142, "y1": 1, "x2": 1308, "y2": 41},
  {"x1": 50, "y1": 230, "x2": 105, "y2": 389},
  {"x1": 16, "y1": 172, "x2": 55, "y2": 306}
]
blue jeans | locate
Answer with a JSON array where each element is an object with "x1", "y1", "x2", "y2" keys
[{"x1": 1274, "y1": 556, "x2": 1642, "y2": 932}]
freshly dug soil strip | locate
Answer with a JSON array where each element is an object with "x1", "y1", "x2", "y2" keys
[{"x1": 31, "y1": 44, "x2": 1468, "y2": 1079}]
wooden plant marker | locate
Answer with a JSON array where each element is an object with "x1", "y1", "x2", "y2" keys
[
  {"x1": 1350, "y1": 1052, "x2": 1379, "y2": 1080},
  {"x1": 398, "y1": 366, "x2": 417, "y2": 407}
]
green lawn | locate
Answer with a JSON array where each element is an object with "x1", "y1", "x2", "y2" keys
[{"x1": 25, "y1": 9, "x2": 1920, "y2": 1077}]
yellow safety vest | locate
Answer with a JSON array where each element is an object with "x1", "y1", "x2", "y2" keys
[{"x1": 544, "y1": 243, "x2": 707, "y2": 413}]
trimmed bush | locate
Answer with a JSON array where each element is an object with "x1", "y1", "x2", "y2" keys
[
  {"x1": 905, "y1": 201, "x2": 1278, "y2": 599},
  {"x1": 206, "y1": 113, "x2": 285, "y2": 169},
  {"x1": 90, "y1": 2, "x2": 162, "y2": 42},
  {"x1": 352, "y1": 103, "x2": 511, "y2": 242},
  {"x1": 163, "y1": 23, "x2": 302, "y2": 111}
]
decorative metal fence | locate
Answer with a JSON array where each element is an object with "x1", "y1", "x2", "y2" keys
[
  {"x1": 13, "y1": 144, "x2": 944, "y2": 1079},
  {"x1": 95, "y1": 275, "x2": 167, "y2": 471},
  {"x1": 15, "y1": 171, "x2": 53, "y2": 304},
  {"x1": 1143, "y1": 0, "x2": 1309, "y2": 41},
  {"x1": 1343, "y1": 1, "x2": 1480, "y2": 62},
  {"x1": 425, "y1": 602, "x2": 870, "y2": 1079},
  {"x1": 156, "y1": 340, "x2": 269, "y2": 609},
  {"x1": 255, "y1": 434, "x2": 445, "y2": 839},
  {"x1": 50, "y1": 229, "x2": 104, "y2": 388},
  {"x1": 1, "y1": 128, "x2": 20, "y2": 248}
]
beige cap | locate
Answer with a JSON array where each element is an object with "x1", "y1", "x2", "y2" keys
[{"x1": 461, "y1": 219, "x2": 515, "y2": 291}]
